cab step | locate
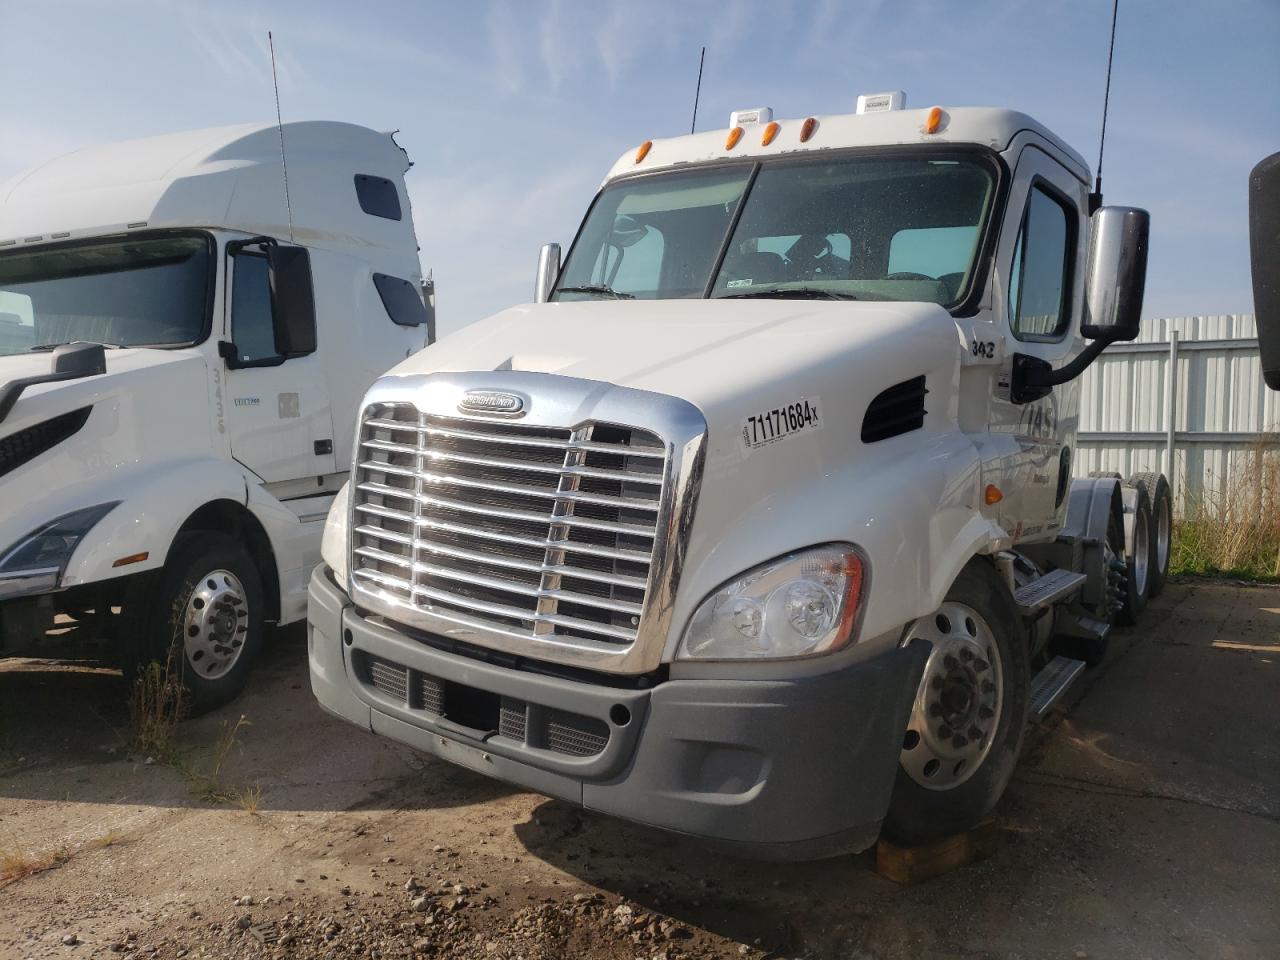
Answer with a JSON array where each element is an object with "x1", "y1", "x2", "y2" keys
[
  {"x1": 1029, "y1": 655, "x2": 1087, "y2": 716},
  {"x1": 1013, "y1": 568, "x2": 1087, "y2": 616}
]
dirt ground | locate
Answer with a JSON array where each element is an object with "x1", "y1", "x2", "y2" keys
[{"x1": 1, "y1": 578, "x2": 1277, "y2": 960}]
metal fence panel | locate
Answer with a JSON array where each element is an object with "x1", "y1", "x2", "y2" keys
[{"x1": 1075, "y1": 315, "x2": 1279, "y2": 513}]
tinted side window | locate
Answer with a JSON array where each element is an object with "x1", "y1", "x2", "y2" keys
[
  {"x1": 231, "y1": 253, "x2": 277, "y2": 362},
  {"x1": 354, "y1": 174, "x2": 402, "y2": 221},
  {"x1": 1010, "y1": 186, "x2": 1074, "y2": 339},
  {"x1": 373, "y1": 273, "x2": 427, "y2": 326}
]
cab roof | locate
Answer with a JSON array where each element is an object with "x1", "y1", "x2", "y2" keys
[
  {"x1": 605, "y1": 106, "x2": 1091, "y2": 185},
  {"x1": 0, "y1": 121, "x2": 417, "y2": 258}
]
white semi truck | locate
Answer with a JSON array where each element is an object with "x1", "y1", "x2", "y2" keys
[
  {"x1": 308, "y1": 98, "x2": 1171, "y2": 855},
  {"x1": 0, "y1": 121, "x2": 433, "y2": 709}
]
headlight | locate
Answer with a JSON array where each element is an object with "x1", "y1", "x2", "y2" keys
[
  {"x1": 678, "y1": 544, "x2": 867, "y2": 660},
  {"x1": 0, "y1": 502, "x2": 120, "y2": 580}
]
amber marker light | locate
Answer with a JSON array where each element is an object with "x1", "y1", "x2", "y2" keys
[
  {"x1": 761, "y1": 121, "x2": 780, "y2": 146},
  {"x1": 799, "y1": 117, "x2": 817, "y2": 143},
  {"x1": 984, "y1": 484, "x2": 1004, "y2": 505},
  {"x1": 634, "y1": 140, "x2": 652, "y2": 164},
  {"x1": 924, "y1": 106, "x2": 944, "y2": 134},
  {"x1": 725, "y1": 126, "x2": 744, "y2": 150},
  {"x1": 112, "y1": 551, "x2": 150, "y2": 568}
]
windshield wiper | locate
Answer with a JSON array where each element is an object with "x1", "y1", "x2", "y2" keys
[
  {"x1": 555, "y1": 284, "x2": 635, "y2": 300},
  {"x1": 27, "y1": 339, "x2": 124, "y2": 352},
  {"x1": 716, "y1": 288, "x2": 866, "y2": 302}
]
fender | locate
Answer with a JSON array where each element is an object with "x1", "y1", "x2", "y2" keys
[
  {"x1": 661, "y1": 429, "x2": 998, "y2": 663},
  {"x1": 60, "y1": 456, "x2": 250, "y2": 587},
  {"x1": 245, "y1": 480, "x2": 332, "y2": 625}
]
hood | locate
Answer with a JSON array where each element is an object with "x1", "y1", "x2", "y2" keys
[
  {"x1": 0, "y1": 347, "x2": 206, "y2": 431},
  {"x1": 385, "y1": 298, "x2": 965, "y2": 424}
]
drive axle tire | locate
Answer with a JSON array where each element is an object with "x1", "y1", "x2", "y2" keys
[
  {"x1": 1129, "y1": 472, "x2": 1172, "y2": 597},
  {"x1": 883, "y1": 561, "x2": 1030, "y2": 846},
  {"x1": 124, "y1": 532, "x2": 265, "y2": 714},
  {"x1": 1117, "y1": 483, "x2": 1153, "y2": 625}
]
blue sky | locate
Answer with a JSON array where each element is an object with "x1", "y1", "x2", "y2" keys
[{"x1": 1, "y1": 0, "x2": 1276, "y2": 337}]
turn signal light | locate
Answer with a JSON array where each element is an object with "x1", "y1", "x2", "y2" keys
[
  {"x1": 984, "y1": 484, "x2": 1003, "y2": 505},
  {"x1": 761, "y1": 121, "x2": 780, "y2": 146},
  {"x1": 634, "y1": 140, "x2": 652, "y2": 163},
  {"x1": 924, "y1": 106, "x2": 944, "y2": 134},
  {"x1": 725, "y1": 126, "x2": 744, "y2": 150},
  {"x1": 112, "y1": 551, "x2": 150, "y2": 568},
  {"x1": 800, "y1": 117, "x2": 817, "y2": 143}
]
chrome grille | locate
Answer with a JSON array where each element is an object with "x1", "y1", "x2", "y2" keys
[{"x1": 351, "y1": 402, "x2": 667, "y2": 651}]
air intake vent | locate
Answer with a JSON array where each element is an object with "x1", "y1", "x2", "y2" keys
[
  {"x1": 861, "y1": 377, "x2": 927, "y2": 443},
  {"x1": 0, "y1": 407, "x2": 92, "y2": 479}
]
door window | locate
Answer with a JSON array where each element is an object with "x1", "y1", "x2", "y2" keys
[
  {"x1": 1009, "y1": 186, "x2": 1074, "y2": 339},
  {"x1": 230, "y1": 252, "x2": 278, "y2": 363}
]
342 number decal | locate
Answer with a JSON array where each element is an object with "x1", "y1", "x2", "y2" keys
[{"x1": 971, "y1": 339, "x2": 996, "y2": 359}]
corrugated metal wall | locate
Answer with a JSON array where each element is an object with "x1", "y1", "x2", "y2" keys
[{"x1": 1075, "y1": 314, "x2": 1280, "y2": 512}]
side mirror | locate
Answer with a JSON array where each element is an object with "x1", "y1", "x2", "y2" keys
[
  {"x1": 266, "y1": 245, "x2": 317, "y2": 357},
  {"x1": 534, "y1": 243, "x2": 561, "y2": 304},
  {"x1": 1249, "y1": 151, "x2": 1280, "y2": 390},
  {"x1": 1082, "y1": 206, "x2": 1149, "y2": 342}
]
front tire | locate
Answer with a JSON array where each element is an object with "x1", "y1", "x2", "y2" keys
[
  {"x1": 125, "y1": 532, "x2": 265, "y2": 714},
  {"x1": 883, "y1": 562, "x2": 1030, "y2": 845}
]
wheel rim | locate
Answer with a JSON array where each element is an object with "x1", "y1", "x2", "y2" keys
[
  {"x1": 900, "y1": 602, "x2": 1004, "y2": 791},
  {"x1": 182, "y1": 569, "x2": 250, "y2": 680},
  {"x1": 1155, "y1": 496, "x2": 1170, "y2": 574},
  {"x1": 1132, "y1": 507, "x2": 1150, "y2": 597}
]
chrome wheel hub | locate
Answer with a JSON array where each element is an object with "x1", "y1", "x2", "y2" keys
[
  {"x1": 900, "y1": 602, "x2": 1003, "y2": 790},
  {"x1": 183, "y1": 569, "x2": 249, "y2": 680}
]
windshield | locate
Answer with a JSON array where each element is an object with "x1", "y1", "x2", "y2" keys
[
  {"x1": 0, "y1": 233, "x2": 212, "y2": 356},
  {"x1": 553, "y1": 151, "x2": 997, "y2": 307}
]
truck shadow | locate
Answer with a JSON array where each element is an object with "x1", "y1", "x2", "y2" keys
[
  {"x1": 512, "y1": 797, "x2": 903, "y2": 956},
  {"x1": 0, "y1": 620, "x2": 516, "y2": 815}
]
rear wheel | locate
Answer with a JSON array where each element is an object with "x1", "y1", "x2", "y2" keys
[
  {"x1": 1129, "y1": 472, "x2": 1172, "y2": 596},
  {"x1": 883, "y1": 562, "x2": 1029, "y2": 845},
  {"x1": 1117, "y1": 483, "x2": 1152, "y2": 625},
  {"x1": 124, "y1": 532, "x2": 265, "y2": 714}
]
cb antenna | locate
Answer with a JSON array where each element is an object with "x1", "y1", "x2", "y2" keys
[
  {"x1": 690, "y1": 46, "x2": 706, "y2": 134},
  {"x1": 1090, "y1": 0, "x2": 1120, "y2": 214},
  {"x1": 268, "y1": 31, "x2": 294, "y2": 242}
]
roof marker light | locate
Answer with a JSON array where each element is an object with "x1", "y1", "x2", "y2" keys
[
  {"x1": 634, "y1": 140, "x2": 652, "y2": 164},
  {"x1": 984, "y1": 484, "x2": 1004, "y2": 505},
  {"x1": 799, "y1": 117, "x2": 818, "y2": 143},
  {"x1": 761, "y1": 121, "x2": 780, "y2": 146},
  {"x1": 726, "y1": 126, "x2": 744, "y2": 150},
  {"x1": 924, "y1": 106, "x2": 945, "y2": 135}
]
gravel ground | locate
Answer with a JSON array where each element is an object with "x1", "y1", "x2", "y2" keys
[{"x1": 1, "y1": 578, "x2": 1277, "y2": 959}]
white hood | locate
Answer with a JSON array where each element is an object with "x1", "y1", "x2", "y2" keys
[{"x1": 383, "y1": 299, "x2": 967, "y2": 443}]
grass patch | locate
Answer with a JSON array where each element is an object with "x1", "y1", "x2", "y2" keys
[
  {"x1": 127, "y1": 650, "x2": 185, "y2": 761},
  {"x1": 0, "y1": 831, "x2": 124, "y2": 886},
  {"x1": 1169, "y1": 445, "x2": 1280, "y2": 582}
]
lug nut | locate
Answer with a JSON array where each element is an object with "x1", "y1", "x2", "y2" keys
[
  {"x1": 974, "y1": 659, "x2": 989, "y2": 673},
  {"x1": 979, "y1": 705, "x2": 994, "y2": 720},
  {"x1": 952, "y1": 735, "x2": 968, "y2": 749},
  {"x1": 930, "y1": 676, "x2": 945, "y2": 691},
  {"x1": 968, "y1": 725, "x2": 983, "y2": 739},
  {"x1": 959, "y1": 648, "x2": 973, "y2": 662},
  {"x1": 982, "y1": 680, "x2": 996, "y2": 693},
  {"x1": 943, "y1": 655, "x2": 959, "y2": 670}
]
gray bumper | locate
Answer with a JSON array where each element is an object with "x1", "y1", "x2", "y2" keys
[{"x1": 308, "y1": 565, "x2": 926, "y2": 860}]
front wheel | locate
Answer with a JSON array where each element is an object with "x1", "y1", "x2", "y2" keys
[
  {"x1": 882, "y1": 562, "x2": 1030, "y2": 845},
  {"x1": 125, "y1": 532, "x2": 265, "y2": 713}
]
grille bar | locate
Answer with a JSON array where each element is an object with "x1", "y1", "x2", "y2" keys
[{"x1": 351, "y1": 402, "x2": 667, "y2": 651}]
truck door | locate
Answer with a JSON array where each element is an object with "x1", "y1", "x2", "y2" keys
[
  {"x1": 222, "y1": 245, "x2": 337, "y2": 485},
  {"x1": 987, "y1": 147, "x2": 1088, "y2": 539}
]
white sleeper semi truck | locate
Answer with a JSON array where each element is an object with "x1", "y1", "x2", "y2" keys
[
  {"x1": 0, "y1": 121, "x2": 433, "y2": 709},
  {"x1": 308, "y1": 98, "x2": 1171, "y2": 855}
]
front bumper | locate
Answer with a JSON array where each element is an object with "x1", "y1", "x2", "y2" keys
[
  {"x1": 308, "y1": 565, "x2": 927, "y2": 860},
  {"x1": 0, "y1": 567, "x2": 59, "y2": 602}
]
